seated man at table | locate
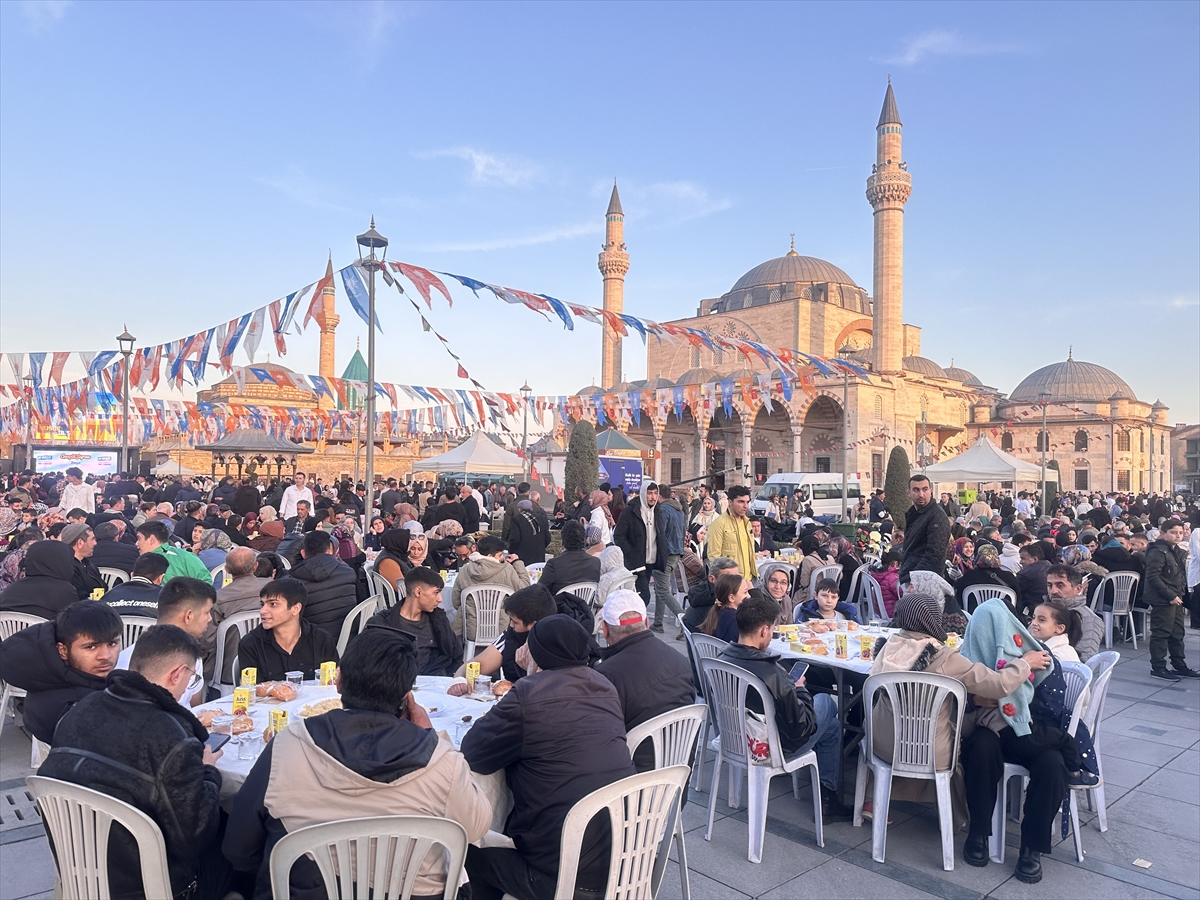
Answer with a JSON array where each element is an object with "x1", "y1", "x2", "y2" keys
[
  {"x1": 97, "y1": 551, "x2": 169, "y2": 619},
  {"x1": 224, "y1": 627, "x2": 491, "y2": 900},
  {"x1": 116, "y1": 576, "x2": 214, "y2": 707},
  {"x1": 462, "y1": 614, "x2": 635, "y2": 900},
  {"x1": 0, "y1": 600, "x2": 122, "y2": 744},
  {"x1": 289, "y1": 529, "x2": 361, "y2": 639},
  {"x1": 205, "y1": 546, "x2": 272, "y2": 685},
  {"x1": 681, "y1": 556, "x2": 740, "y2": 632},
  {"x1": 538, "y1": 520, "x2": 601, "y2": 596},
  {"x1": 136, "y1": 519, "x2": 214, "y2": 584},
  {"x1": 449, "y1": 585, "x2": 560, "y2": 694},
  {"x1": 365, "y1": 566, "x2": 462, "y2": 676},
  {"x1": 595, "y1": 590, "x2": 695, "y2": 771},
  {"x1": 90, "y1": 520, "x2": 140, "y2": 572},
  {"x1": 236, "y1": 577, "x2": 339, "y2": 682},
  {"x1": 718, "y1": 596, "x2": 849, "y2": 818},
  {"x1": 39, "y1": 624, "x2": 230, "y2": 900}
]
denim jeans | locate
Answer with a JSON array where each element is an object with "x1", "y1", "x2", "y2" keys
[
  {"x1": 785, "y1": 692, "x2": 841, "y2": 791},
  {"x1": 651, "y1": 555, "x2": 683, "y2": 626}
]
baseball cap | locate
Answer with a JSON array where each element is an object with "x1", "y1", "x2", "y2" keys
[{"x1": 602, "y1": 589, "x2": 646, "y2": 627}]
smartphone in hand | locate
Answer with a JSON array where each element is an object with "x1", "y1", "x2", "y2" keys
[
  {"x1": 204, "y1": 733, "x2": 231, "y2": 753},
  {"x1": 789, "y1": 661, "x2": 810, "y2": 683}
]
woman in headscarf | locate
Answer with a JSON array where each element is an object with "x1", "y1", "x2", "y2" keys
[
  {"x1": 1059, "y1": 543, "x2": 1108, "y2": 607},
  {"x1": 364, "y1": 517, "x2": 386, "y2": 552},
  {"x1": 248, "y1": 519, "x2": 285, "y2": 553},
  {"x1": 258, "y1": 505, "x2": 278, "y2": 523},
  {"x1": 427, "y1": 519, "x2": 463, "y2": 569},
  {"x1": 953, "y1": 542, "x2": 1022, "y2": 615},
  {"x1": 198, "y1": 529, "x2": 233, "y2": 569},
  {"x1": 406, "y1": 524, "x2": 431, "y2": 568},
  {"x1": 828, "y1": 533, "x2": 862, "y2": 604},
  {"x1": 0, "y1": 508, "x2": 17, "y2": 550},
  {"x1": 588, "y1": 489, "x2": 614, "y2": 545},
  {"x1": 0, "y1": 528, "x2": 42, "y2": 589},
  {"x1": 239, "y1": 511, "x2": 259, "y2": 539},
  {"x1": 690, "y1": 495, "x2": 718, "y2": 530},
  {"x1": 952, "y1": 537, "x2": 976, "y2": 574},
  {"x1": 392, "y1": 503, "x2": 418, "y2": 529},
  {"x1": 596, "y1": 545, "x2": 632, "y2": 609},
  {"x1": 374, "y1": 528, "x2": 413, "y2": 590}
]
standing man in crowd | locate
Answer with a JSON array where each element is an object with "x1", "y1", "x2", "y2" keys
[
  {"x1": 58, "y1": 466, "x2": 95, "y2": 515},
  {"x1": 1145, "y1": 519, "x2": 1199, "y2": 681},
  {"x1": 898, "y1": 474, "x2": 950, "y2": 585},
  {"x1": 707, "y1": 485, "x2": 759, "y2": 581},
  {"x1": 614, "y1": 482, "x2": 666, "y2": 605},
  {"x1": 650, "y1": 484, "x2": 686, "y2": 634},
  {"x1": 279, "y1": 472, "x2": 314, "y2": 520}
]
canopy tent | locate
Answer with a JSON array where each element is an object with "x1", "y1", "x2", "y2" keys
[
  {"x1": 419, "y1": 429, "x2": 524, "y2": 477},
  {"x1": 151, "y1": 462, "x2": 199, "y2": 477},
  {"x1": 918, "y1": 436, "x2": 1055, "y2": 484},
  {"x1": 194, "y1": 427, "x2": 315, "y2": 456},
  {"x1": 595, "y1": 429, "x2": 656, "y2": 458}
]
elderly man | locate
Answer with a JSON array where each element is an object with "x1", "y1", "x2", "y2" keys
[
  {"x1": 898, "y1": 474, "x2": 951, "y2": 585},
  {"x1": 1045, "y1": 565, "x2": 1104, "y2": 662},
  {"x1": 594, "y1": 590, "x2": 694, "y2": 771},
  {"x1": 204, "y1": 546, "x2": 271, "y2": 684},
  {"x1": 62, "y1": 522, "x2": 107, "y2": 600}
]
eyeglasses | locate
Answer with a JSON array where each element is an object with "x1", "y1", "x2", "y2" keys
[{"x1": 182, "y1": 665, "x2": 202, "y2": 690}]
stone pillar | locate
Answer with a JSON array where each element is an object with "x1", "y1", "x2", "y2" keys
[
  {"x1": 791, "y1": 423, "x2": 803, "y2": 472},
  {"x1": 653, "y1": 421, "x2": 665, "y2": 484},
  {"x1": 696, "y1": 423, "x2": 709, "y2": 485},
  {"x1": 598, "y1": 184, "x2": 629, "y2": 389}
]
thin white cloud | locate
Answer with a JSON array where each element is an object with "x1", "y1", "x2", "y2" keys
[
  {"x1": 417, "y1": 221, "x2": 602, "y2": 253},
  {"x1": 20, "y1": 0, "x2": 71, "y2": 32},
  {"x1": 619, "y1": 180, "x2": 732, "y2": 228},
  {"x1": 257, "y1": 165, "x2": 351, "y2": 213},
  {"x1": 418, "y1": 147, "x2": 540, "y2": 187},
  {"x1": 879, "y1": 30, "x2": 1028, "y2": 66}
]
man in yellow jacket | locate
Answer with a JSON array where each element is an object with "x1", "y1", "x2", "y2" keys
[{"x1": 706, "y1": 485, "x2": 758, "y2": 580}]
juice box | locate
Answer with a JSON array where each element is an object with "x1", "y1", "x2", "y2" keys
[
  {"x1": 945, "y1": 633, "x2": 960, "y2": 650},
  {"x1": 270, "y1": 708, "x2": 289, "y2": 734},
  {"x1": 240, "y1": 667, "x2": 257, "y2": 687},
  {"x1": 232, "y1": 687, "x2": 252, "y2": 716},
  {"x1": 90, "y1": 587, "x2": 106, "y2": 600},
  {"x1": 465, "y1": 661, "x2": 480, "y2": 692},
  {"x1": 859, "y1": 634, "x2": 876, "y2": 661},
  {"x1": 834, "y1": 632, "x2": 848, "y2": 659},
  {"x1": 319, "y1": 661, "x2": 338, "y2": 686}
]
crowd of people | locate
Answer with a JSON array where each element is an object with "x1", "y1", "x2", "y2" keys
[{"x1": 0, "y1": 463, "x2": 1198, "y2": 896}]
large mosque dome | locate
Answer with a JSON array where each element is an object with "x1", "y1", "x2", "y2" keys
[
  {"x1": 707, "y1": 244, "x2": 872, "y2": 316},
  {"x1": 1009, "y1": 354, "x2": 1136, "y2": 403},
  {"x1": 729, "y1": 252, "x2": 859, "y2": 293}
]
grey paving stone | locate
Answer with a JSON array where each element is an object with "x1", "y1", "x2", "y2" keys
[
  {"x1": 684, "y1": 815, "x2": 828, "y2": 897},
  {"x1": 1105, "y1": 791, "x2": 1200, "y2": 844},
  {"x1": 1112, "y1": 700, "x2": 1200, "y2": 726},
  {"x1": 1166, "y1": 750, "x2": 1199, "y2": 774},
  {"x1": 986, "y1": 856, "x2": 1172, "y2": 899},
  {"x1": 1097, "y1": 755, "x2": 1159, "y2": 789},
  {"x1": 1099, "y1": 734, "x2": 1189, "y2": 766},
  {"x1": 1136, "y1": 768, "x2": 1200, "y2": 805},
  {"x1": 0, "y1": 836, "x2": 57, "y2": 900},
  {"x1": 759, "y1": 857, "x2": 941, "y2": 899},
  {"x1": 1071, "y1": 821, "x2": 1200, "y2": 892},
  {"x1": 654, "y1": 863, "x2": 752, "y2": 900},
  {"x1": 1103, "y1": 716, "x2": 1199, "y2": 748},
  {"x1": 857, "y1": 815, "x2": 1014, "y2": 895}
]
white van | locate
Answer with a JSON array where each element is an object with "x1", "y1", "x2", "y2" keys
[{"x1": 750, "y1": 473, "x2": 863, "y2": 520}]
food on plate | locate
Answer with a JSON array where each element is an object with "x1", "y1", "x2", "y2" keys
[
  {"x1": 492, "y1": 680, "x2": 513, "y2": 698},
  {"x1": 195, "y1": 709, "x2": 221, "y2": 728},
  {"x1": 232, "y1": 715, "x2": 255, "y2": 734},
  {"x1": 847, "y1": 621, "x2": 859, "y2": 631},
  {"x1": 255, "y1": 682, "x2": 298, "y2": 702},
  {"x1": 298, "y1": 697, "x2": 343, "y2": 718}
]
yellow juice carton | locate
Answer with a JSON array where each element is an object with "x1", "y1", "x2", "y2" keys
[
  {"x1": 319, "y1": 661, "x2": 338, "y2": 686},
  {"x1": 834, "y1": 633, "x2": 848, "y2": 659},
  {"x1": 270, "y1": 708, "x2": 289, "y2": 734},
  {"x1": 232, "y1": 687, "x2": 251, "y2": 716}
]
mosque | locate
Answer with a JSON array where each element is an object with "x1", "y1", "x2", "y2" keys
[{"x1": 582, "y1": 82, "x2": 1168, "y2": 495}]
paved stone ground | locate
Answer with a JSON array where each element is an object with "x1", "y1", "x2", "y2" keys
[{"x1": 2, "y1": 628, "x2": 1198, "y2": 900}]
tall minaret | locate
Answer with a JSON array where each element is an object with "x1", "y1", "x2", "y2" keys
[
  {"x1": 866, "y1": 80, "x2": 912, "y2": 373},
  {"x1": 318, "y1": 255, "x2": 339, "y2": 410},
  {"x1": 598, "y1": 182, "x2": 629, "y2": 388}
]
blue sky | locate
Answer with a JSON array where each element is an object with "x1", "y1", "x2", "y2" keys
[{"x1": 2, "y1": 1, "x2": 1197, "y2": 420}]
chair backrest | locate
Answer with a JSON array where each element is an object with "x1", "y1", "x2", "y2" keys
[
  {"x1": 811, "y1": 564, "x2": 842, "y2": 589},
  {"x1": 0, "y1": 611, "x2": 47, "y2": 641},
  {"x1": 682, "y1": 630, "x2": 728, "y2": 700},
  {"x1": 961, "y1": 584, "x2": 1017, "y2": 614},
  {"x1": 97, "y1": 567, "x2": 130, "y2": 589},
  {"x1": 461, "y1": 584, "x2": 514, "y2": 645},
  {"x1": 269, "y1": 815, "x2": 468, "y2": 900},
  {"x1": 625, "y1": 704, "x2": 708, "y2": 768},
  {"x1": 212, "y1": 610, "x2": 263, "y2": 687},
  {"x1": 700, "y1": 658, "x2": 783, "y2": 767},
  {"x1": 277, "y1": 554, "x2": 291, "y2": 570},
  {"x1": 1096, "y1": 572, "x2": 1139, "y2": 615},
  {"x1": 559, "y1": 582, "x2": 600, "y2": 610},
  {"x1": 862, "y1": 672, "x2": 966, "y2": 778},
  {"x1": 338, "y1": 596, "x2": 383, "y2": 656},
  {"x1": 844, "y1": 563, "x2": 870, "y2": 612},
  {"x1": 856, "y1": 570, "x2": 889, "y2": 624},
  {"x1": 525, "y1": 562, "x2": 545, "y2": 583},
  {"x1": 610, "y1": 573, "x2": 638, "y2": 595},
  {"x1": 209, "y1": 563, "x2": 227, "y2": 590},
  {"x1": 1059, "y1": 661, "x2": 1094, "y2": 738},
  {"x1": 675, "y1": 558, "x2": 692, "y2": 594},
  {"x1": 370, "y1": 570, "x2": 398, "y2": 608},
  {"x1": 1082, "y1": 650, "x2": 1120, "y2": 735},
  {"x1": 862, "y1": 552, "x2": 881, "y2": 568},
  {"x1": 553, "y1": 767, "x2": 690, "y2": 900},
  {"x1": 779, "y1": 547, "x2": 800, "y2": 560},
  {"x1": 27, "y1": 775, "x2": 174, "y2": 900},
  {"x1": 119, "y1": 615, "x2": 157, "y2": 650}
]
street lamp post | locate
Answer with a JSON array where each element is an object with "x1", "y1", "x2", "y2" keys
[
  {"x1": 23, "y1": 375, "x2": 34, "y2": 472},
  {"x1": 117, "y1": 327, "x2": 136, "y2": 475},
  {"x1": 356, "y1": 218, "x2": 388, "y2": 526},
  {"x1": 837, "y1": 344, "x2": 856, "y2": 522},
  {"x1": 1039, "y1": 391, "x2": 1050, "y2": 516},
  {"x1": 520, "y1": 381, "x2": 532, "y2": 485}
]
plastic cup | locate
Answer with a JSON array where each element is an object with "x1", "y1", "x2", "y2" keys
[
  {"x1": 454, "y1": 721, "x2": 473, "y2": 747},
  {"x1": 475, "y1": 675, "x2": 492, "y2": 696},
  {"x1": 211, "y1": 715, "x2": 233, "y2": 735},
  {"x1": 837, "y1": 620, "x2": 849, "y2": 632},
  {"x1": 238, "y1": 732, "x2": 263, "y2": 760},
  {"x1": 285, "y1": 671, "x2": 303, "y2": 692}
]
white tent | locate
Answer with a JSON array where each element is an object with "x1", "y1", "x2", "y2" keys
[
  {"x1": 918, "y1": 436, "x2": 1055, "y2": 484},
  {"x1": 418, "y1": 430, "x2": 524, "y2": 477},
  {"x1": 151, "y1": 462, "x2": 199, "y2": 477}
]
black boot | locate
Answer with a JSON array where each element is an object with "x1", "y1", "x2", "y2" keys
[
  {"x1": 820, "y1": 787, "x2": 851, "y2": 821},
  {"x1": 963, "y1": 833, "x2": 989, "y2": 867},
  {"x1": 1015, "y1": 845, "x2": 1042, "y2": 884}
]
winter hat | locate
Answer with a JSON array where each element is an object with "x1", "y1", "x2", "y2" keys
[
  {"x1": 584, "y1": 525, "x2": 604, "y2": 548},
  {"x1": 961, "y1": 598, "x2": 1048, "y2": 737},
  {"x1": 1060, "y1": 544, "x2": 1091, "y2": 566},
  {"x1": 527, "y1": 614, "x2": 592, "y2": 670},
  {"x1": 60, "y1": 523, "x2": 91, "y2": 547},
  {"x1": 517, "y1": 499, "x2": 534, "y2": 511}
]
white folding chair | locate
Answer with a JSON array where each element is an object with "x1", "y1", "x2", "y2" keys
[
  {"x1": 28, "y1": 775, "x2": 174, "y2": 900},
  {"x1": 208, "y1": 563, "x2": 227, "y2": 589},
  {"x1": 1092, "y1": 572, "x2": 1142, "y2": 648},
  {"x1": 461, "y1": 584, "x2": 514, "y2": 659},
  {"x1": 862, "y1": 552, "x2": 881, "y2": 568},
  {"x1": 683, "y1": 631, "x2": 728, "y2": 792},
  {"x1": 501, "y1": 767, "x2": 689, "y2": 900},
  {"x1": 369, "y1": 570, "x2": 398, "y2": 608},
  {"x1": 856, "y1": 569, "x2": 891, "y2": 625},
  {"x1": 625, "y1": 705, "x2": 708, "y2": 900},
  {"x1": 852, "y1": 672, "x2": 964, "y2": 871},
  {"x1": 210, "y1": 610, "x2": 262, "y2": 693},
  {"x1": 990, "y1": 662, "x2": 1093, "y2": 864},
  {"x1": 843, "y1": 563, "x2": 870, "y2": 613},
  {"x1": 700, "y1": 659, "x2": 824, "y2": 863},
  {"x1": 0, "y1": 612, "x2": 45, "y2": 741},
  {"x1": 559, "y1": 582, "x2": 599, "y2": 612},
  {"x1": 525, "y1": 562, "x2": 545, "y2": 583},
  {"x1": 97, "y1": 567, "x2": 130, "y2": 590},
  {"x1": 119, "y1": 615, "x2": 157, "y2": 651},
  {"x1": 961, "y1": 584, "x2": 1018, "y2": 614},
  {"x1": 1080, "y1": 651, "x2": 1119, "y2": 832},
  {"x1": 270, "y1": 815, "x2": 467, "y2": 900},
  {"x1": 337, "y1": 596, "x2": 383, "y2": 656}
]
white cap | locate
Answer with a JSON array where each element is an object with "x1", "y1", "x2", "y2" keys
[{"x1": 601, "y1": 589, "x2": 647, "y2": 627}]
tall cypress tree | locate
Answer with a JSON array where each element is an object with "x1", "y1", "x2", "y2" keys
[
  {"x1": 884, "y1": 445, "x2": 911, "y2": 529},
  {"x1": 565, "y1": 420, "x2": 599, "y2": 502}
]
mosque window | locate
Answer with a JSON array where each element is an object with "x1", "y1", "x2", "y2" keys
[
  {"x1": 1160, "y1": 434, "x2": 1165, "y2": 455},
  {"x1": 1139, "y1": 430, "x2": 1145, "y2": 452},
  {"x1": 1117, "y1": 470, "x2": 1130, "y2": 491},
  {"x1": 1001, "y1": 433, "x2": 1014, "y2": 451},
  {"x1": 1074, "y1": 430, "x2": 1088, "y2": 452},
  {"x1": 670, "y1": 458, "x2": 682, "y2": 483},
  {"x1": 874, "y1": 396, "x2": 883, "y2": 420},
  {"x1": 690, "y1": 347, "x2": 700, "y2": 368},
  {"x1": 1117, "y1": 431, "x2": 1130, "y2": 452},
  {"x1": 769, "y1": 288, "x2": 781, "y2": 303},
  {"x1": 1074, "y1": 468, "x2": 1089, "y2": 491},
  {"x1": 1036, "y1": 431, "x2": 1048, "y2": 452}
]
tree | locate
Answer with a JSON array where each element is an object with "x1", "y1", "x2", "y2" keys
[
  {"x1": 884, "y1": 446, "x2": 911, "y2": 529},
  {"x1": 564, "y1": 419, "x2": 599, "y2": 503}
]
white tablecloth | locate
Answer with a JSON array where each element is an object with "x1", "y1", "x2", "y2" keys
[{"x1": 768, "y1": 626, "x2": 899, "y2": 675}]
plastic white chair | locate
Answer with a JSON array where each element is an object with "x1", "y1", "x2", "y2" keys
[
  {"x1": 369, "y1": 570, "x2": 398, "y2": 608},
  {"x1": 989, "y1": 661, "x2": 1093, "y2": 864},
  {"x1": 779, "y1": 547, "x2": 800, "y2": 560},
  {"x1": 119, "y1": 615, "x2": 157, "y2": 650},
  {"x1": 525, "y1": 562, "x2": 545, "y2": 583},
  {"x1": 1092, "y1": 572, "x2": 1142, "y2": 648},
  {"x1": 97, "y1": 567, "x2": 130, "y2": 589},
  {"x1": 625, "y1": 705, "x2": 708, "y2": 900},
  {"x1": 559, "y1": 582, "x2": 599, "y2": 612},
  {"x1": 810, "y1": 564, "x2": 843, "y2": 591},
  {"x1": 501, "y1": 767, "x2": 690, "y2": 900},
  {"x1": 610, "y1": 573, "x2": 638, "y2": 596},
  {"x1": 856, "y1": 570, "x2": 891, "y2": 625},
  {"x1": 270, "y1": 815, "x2": 467, "y2": 900},
  {"x1": 961, "y1": 584, "x2": 1018, "y2": 614},
  {"x1": 338, "y1": 596, "x2": 383, "y2": 656},
  {"x1": 461, "y1": 584, "x2": 514, "y2": 659},
  {"x1": 699, "y1": 659, "x2": 824, "y2": 863},
  {"x1": 0, "y1": 612, "x2": 45, "y2": 741},
  {"x1": 277, "y1": 554, "x2": 291, "y2": 570},
  {"x1": 683, "y1": 631, "x2": 728, "y2": 791},
  {"x1": 208, "y1": 563, "x2": 227, "y2": 589},
  {"x1": 843, "y1": 563, "x2": 870, "y2": 613},
  {"x1": 1080, "y1": 651, "x2": 1119, "y2": 832},
  {"x1": 852, "y1": 672, "x2": 965, "y2": 871},
  {"x1": 210, "y1": 610, "x2": 262, "y2": 693},
  {"x1": 28, "y1": 775, "x2": 174, "y2": 900},
  {"x1": 862, "y1": 552, "x2": 881, "y2": 568}
]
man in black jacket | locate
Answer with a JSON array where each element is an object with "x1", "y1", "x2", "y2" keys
[
  {"x1": 539, "y1": 521, "x2": 602, "y2": 595},
  {"x1": 289, "y1": 530, "x2": 360, "y2": 638},
  {"x1": 594, "y1": 590, "x2": 694, "y2": 771},
  {"x1": 237, "y1": 578, "x2": 339, "y2": 682},
  {"x1": 39, "y1": 624, "x2": 230, "y2": 899},
  {"x1": 61, "y1": 523, "x2": 107, "y2": 600},
  {"x1": 98, "y1": 552, "x2": 169, "y2": 618},
  {"x1": 898, "y1": 475, "x2": 951, "y2": 585},
  {"x1": 508, "y1": 498, "x2": 551, "y2": 567},
  {"x1": 422, "y1": 485, "x2": 468, "y2": 531},
  {"x1": 364, "y1": 566, "x2": 462, "y2": 676},
  {"x1": 462, "y1": 615, "x2": 635, "y2": 900},
  {"x1": 1145, "y1": 520, "x2": 1199, "y2": 680},
  {"x1": 90, "y1": 520, "x2": 140, "y2": 572},
  {"x1": 460, "y1": 483, "x2": 482, "y2": 533},
  {"x1": 717, "y1": 597, "x2": 847, "y2": 817},
  {"x1": 613, "y1": 483, "x2": 666, "y2": 604},
  {"x1": 0, "y1": 601, "x2": 121, "y2": 744}
]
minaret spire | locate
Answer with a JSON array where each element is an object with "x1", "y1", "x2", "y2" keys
[
  {"x1": 598, "y1": 181, "x2": 630, "y2": 389},
  {"x1": 317, "y1": 253, "x2": 340, "y2": 409}
]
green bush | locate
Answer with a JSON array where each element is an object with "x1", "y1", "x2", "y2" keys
[{"x1": 565, "y1": 420, "x2": 599, "y2": 503}]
